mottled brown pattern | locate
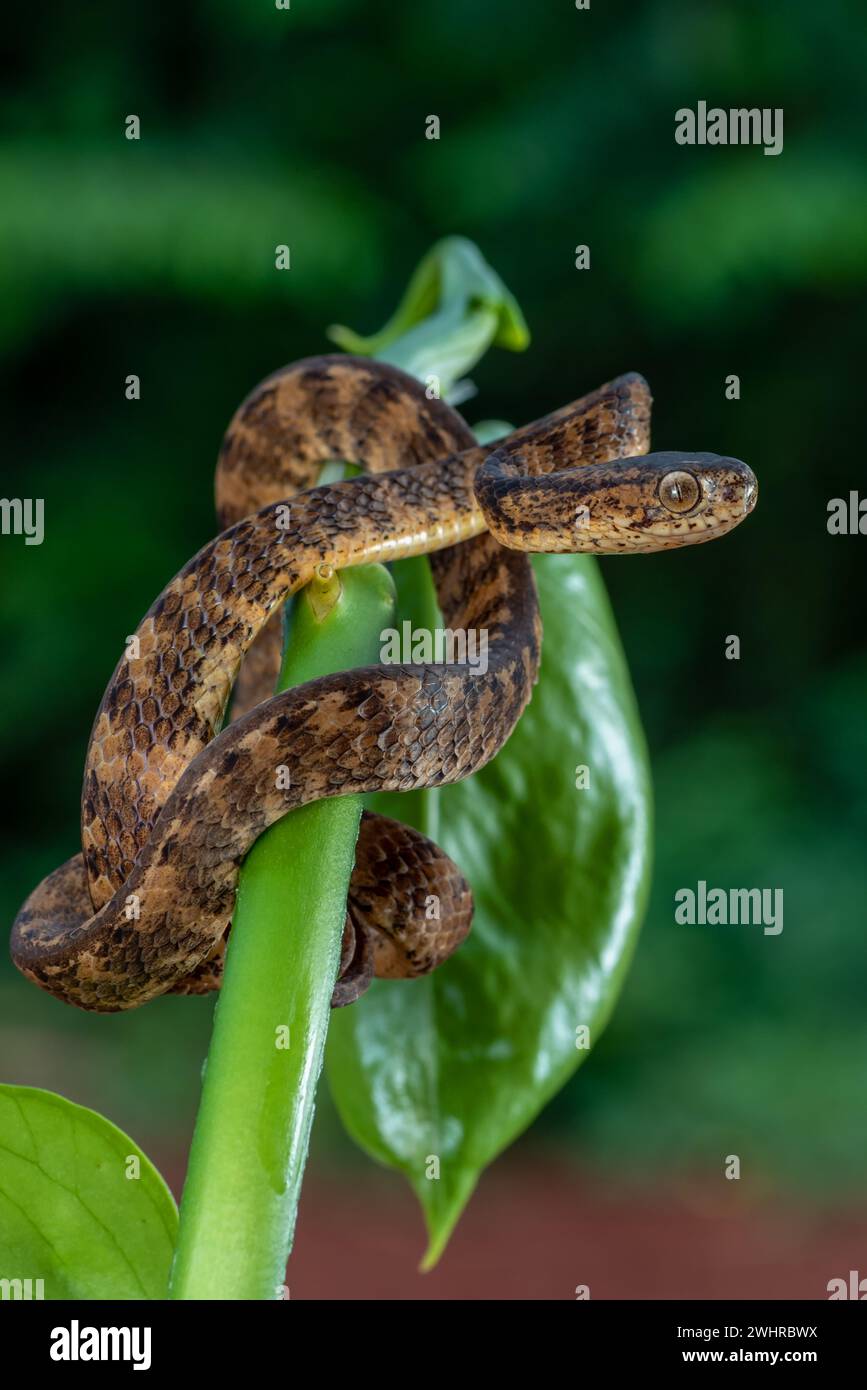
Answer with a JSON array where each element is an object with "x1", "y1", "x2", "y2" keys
[{"x1": 11, "y1": 356, "x2": 756, "y2": 1012}]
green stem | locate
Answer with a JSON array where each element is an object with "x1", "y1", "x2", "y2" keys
[
  {"x1": 366, "y1": 555, "x2": 441, "y2": 843},
  {"x1": 169, "y1": 564, "x2": 395, "y2": 1300}
]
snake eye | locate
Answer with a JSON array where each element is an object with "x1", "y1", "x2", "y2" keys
[{"x1": 658, "y1": 469, "x2": 701, "y2": 514}]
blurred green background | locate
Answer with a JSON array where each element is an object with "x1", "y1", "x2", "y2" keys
[{"x1": 1, "y1": 0, "x2": 866, "y2": 1291}]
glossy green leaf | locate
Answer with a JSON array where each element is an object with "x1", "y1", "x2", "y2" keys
[
  {"x1": 327, "y1": 552, "x2": 652, "y2": 1264},
  {"x1": 327, "y1": 236, "x2": 530, "y2": 399},
  {"x1": 0, "y1": 1084, "x2": 177, "y2": 1299},
  {"x1": 325, "y1": 241, "x2": 651, "y2": 1263}
]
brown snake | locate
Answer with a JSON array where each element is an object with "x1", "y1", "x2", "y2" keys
[{"x1": 11, "y1": 356, "x2": 757, "y2": 1012}]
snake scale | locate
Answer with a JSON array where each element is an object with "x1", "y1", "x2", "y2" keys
[{"x1": 11, "y1": 356, "x2": 756, "y2": 1012}]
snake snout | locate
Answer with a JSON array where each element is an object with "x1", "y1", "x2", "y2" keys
[
  {"x1": 717, "y1": 455, "x2": 758, "y2": 518},
  {"x1": 741, "y1": 467, "x2": 758, "y2": 515}
]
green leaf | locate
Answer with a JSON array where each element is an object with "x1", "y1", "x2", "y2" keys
[
  {"x1": 327, "y1": 236, "x2": 530, "y2": 398},
  {"x1": 327, "y1": 552, "x2": 652, "y2": 1264},
  {"x1": 325, "y1": 241, "x2": 651, "y2": 1263},
  {"x1": 471, "y1": 419, "x2": 514, "y2": 445},
  {"x1": 0, "y1": 1084, "x2": 178, "y2": 1299}
]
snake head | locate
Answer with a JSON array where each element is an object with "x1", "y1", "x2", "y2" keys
[
  {"x1": 568, "y1": 449, "x2": 758, "y2": 552},
  {"x1": 635, "y1": 450, "x2": 758, "y2": 550},
  {"x1": 478, "y1": 447, "x2": 758, "y2": 553}
]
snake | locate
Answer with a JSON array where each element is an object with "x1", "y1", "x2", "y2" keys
[{"x1": 11, "y1": 355, "x2": 757, "y2": 1012}]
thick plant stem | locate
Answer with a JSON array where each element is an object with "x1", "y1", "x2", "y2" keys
[
  {"x1": 169, "y1": 565, "x2": 396, "y2": 1301},
  {"x1": 367, "y1": 555, "x2": 441, "y2": 843}
]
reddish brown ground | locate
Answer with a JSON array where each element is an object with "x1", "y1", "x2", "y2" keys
[{"x1": 162, "y1": 1154, "x2": 867, "y2": 1301}]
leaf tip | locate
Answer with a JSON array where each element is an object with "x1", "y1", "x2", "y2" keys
[
  {"x1": 326, "y1": 322, "x2": 369, "y2": 355},
  {"x1": 419, "y1": 1216, "x2": 455, "y2": 1272}
]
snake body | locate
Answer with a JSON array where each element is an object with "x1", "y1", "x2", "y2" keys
[{"x1": 11, "y1": 356, "x2": 756, "y2": 1011}]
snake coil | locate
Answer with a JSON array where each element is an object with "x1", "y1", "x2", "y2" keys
[{"x1": 11, "y1": 357, "x2": 756, "y2": 1011}]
